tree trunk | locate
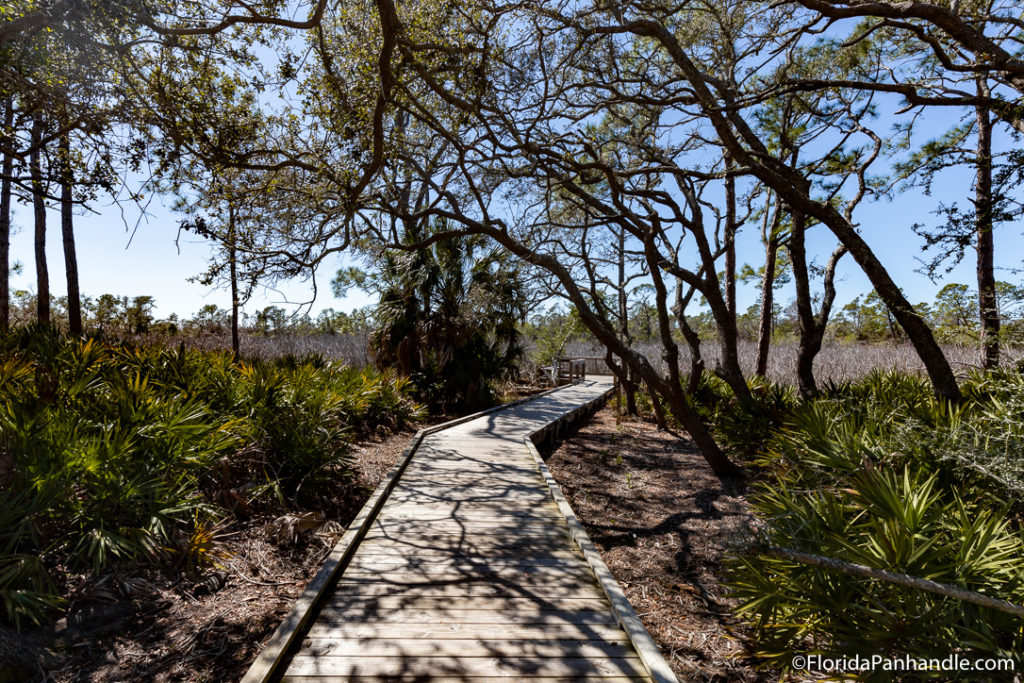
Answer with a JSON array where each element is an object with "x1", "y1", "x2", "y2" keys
[
  {"x1": 648, "y1": 382, "x2": 668, "y2": 429},
  {"x1": 756, "y1": 203, "x2": 783, "y2": 377},
  {"x1": 229, "y1": 204, "x2": 240, "y2": 358},
  {"x1": 975, "y1": 79, "x2": 999, "y2": 369},
  {"x1": 605, "y1": 352, "x2": 638, "y2": 416},
  {"x1": 724, "y1": 153, "x2": 737, "y2": 320},
  {"x1": 616, "y1": 229, "x2": 638, "y2": 414},
  {"x1": 754, "y1": 238, "x2": 778, "y2": 378},
  {"x1": 0, "y1": 98, "x2": 12, "y2": 332},
  {"x1": 652, "y1": 39, "x2": 963, "y2": 402},
  {"x1": 30, "y1": 116, "x2": 49, "y2": 324},
  {"x1": 680, "y1": 315, "x2": 705, "y2": 394},
  {"x1": 604, "y1": 348, "x2": 627, "y2": 408},
  {"x1": 59, "y1": 135, "x2": 82, "y2": 336},
  {"x1": 717, "y1": 157, "x2": 754, "y2": 399},
  {"x1": 674, "y1": 281, "x2": 705, "y2": 394},
  {"x1": 789, "y1": 211, "x2": 817, "y2": 398},
  {"x1": 790, "y1": 212, "x2": 816, "y2": 397},
  {"x1": 789, "y1": 210, "x2": 847, "y2": 399},
  {"x1": 713, "y1": 311, "x2": 755, "y2": 407},
  {"x1": 622, "y1": 369, "x2": 638, "y2": 414}
]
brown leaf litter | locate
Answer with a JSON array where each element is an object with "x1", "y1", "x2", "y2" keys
[{"x1": 544, "y1": 406, "x2": 773, "y2": 682}]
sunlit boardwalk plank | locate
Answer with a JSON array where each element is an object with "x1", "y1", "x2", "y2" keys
[{"x1": 246, "y1": 377, "x2": 677, "y2": 683}]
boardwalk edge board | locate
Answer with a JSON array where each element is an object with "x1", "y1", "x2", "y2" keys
[
  {"x1": 240, "y1": 384, "x2": 567, "y2": 683},
  {"x1": 525, "y1": 432, "x2": 679, "y2": 683}
]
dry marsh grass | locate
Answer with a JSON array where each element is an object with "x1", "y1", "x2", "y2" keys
[
  {"x1": 137, "y1": 332, "x2": 1022, "y2": 387},
  {"x1": 560, "y1": 338, "x2": 1024, "y2": 385},
  {"x1": 136, "y1": 332, "x2": 373, "y2": 366}
]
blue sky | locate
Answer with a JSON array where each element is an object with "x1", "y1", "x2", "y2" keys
[
  {"x1": 7, "y1": 193, "x2": 375, "y2": 319},
  {"x1": 7, "y1": 157, "x2": 1018, "y2": 322},
  {"x1": 7, "y1": 81, "x2": 1021, "y2": 322}
]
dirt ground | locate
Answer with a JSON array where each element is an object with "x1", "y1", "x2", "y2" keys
[{"x1": 545, "y1": 406, "x2": 772, "y2": 682}]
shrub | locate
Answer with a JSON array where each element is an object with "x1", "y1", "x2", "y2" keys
[
  {"x1": 0, "y1": 327, "x2": 422, "y2": 628},
  {"x1": 686, "y1": 371, "x2": 798, "y2": 461},
  {"x1": 728, "y1": 370, "x2": 1024, "y2": 678}
]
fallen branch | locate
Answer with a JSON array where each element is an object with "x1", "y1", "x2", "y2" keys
[{"x1": 762, "y1": 546, "x2": 1024, "y2": 618}]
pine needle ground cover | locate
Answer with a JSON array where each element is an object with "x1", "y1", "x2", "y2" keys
[{"x1": 0, "y1": 326, "x2": 423, "y2": 630}]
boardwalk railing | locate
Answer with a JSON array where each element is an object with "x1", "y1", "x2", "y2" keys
[
  {"x1": 544, "y1": 355, "x2": 614, "y2": 386},
  {"x1": 555, "y1": 357, "x2": 587, "y2": 384}
]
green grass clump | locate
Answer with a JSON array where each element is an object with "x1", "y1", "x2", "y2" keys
[
  {"x1": 0, "y1": 326, "x2": 423, "y2": 628},
  {"x1": 686, "y1": 371, "x2": 798, "y2": 460},
  {"x1": 723, "y1": 369, "x2": 1024, "y2": 678}
]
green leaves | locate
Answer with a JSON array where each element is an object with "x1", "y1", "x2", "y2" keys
[
  {"x1": 368, "y1": 220, "x2": 528, "y2": 412},
  {"x1": 0, "y1": 327, "x2": 422, "y2": 628},
  {"x1": 0, "y1": 553, "x2": 62, "y2": 629},
  {"x1": 728, "y1": 370, "x2": 1024, "y2": 675}
]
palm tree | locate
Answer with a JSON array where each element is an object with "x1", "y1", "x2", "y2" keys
[{"x1": 370, "y1": 219, "x2": 527, "y2": 411}]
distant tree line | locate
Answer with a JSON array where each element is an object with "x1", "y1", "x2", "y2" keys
[{"x1": 4, "y1": 289, "x2": 373, "y2": 337}]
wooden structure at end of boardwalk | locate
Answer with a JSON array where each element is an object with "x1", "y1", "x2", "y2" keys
[{"x1": 242, "y1": 376, "x2": 678, "y2": 683}]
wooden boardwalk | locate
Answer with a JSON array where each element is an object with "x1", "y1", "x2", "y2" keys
[{"x1": 244, "y1": 378, "x2": 678, "y2": 682}]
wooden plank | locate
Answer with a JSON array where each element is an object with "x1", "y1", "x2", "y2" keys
[
  {"x1": 391, "y1": 481, "x2": 550, "y2": 492},
  {"x1": 403, "y1": 461, "x2": 541, "y2": 471},
  {"x1": 331, "y1": 580, "x2": 604, "y2": 600},
  {"x1": 380, "y1": 502, "x2": 561, "y2": 515},
  {"x1": 301, "y1": 622, "x2": 631, "y2": 642},
  {"x1": 371, "y1": 516, "x2": 567, "y2": 527},
  {"x1": 405, "y1": 453, "x2": 537, "y2": 461},
  {"x1": 399, "y1": 472, "x2": 541, "y2": 481},
  {"x1": 360, "y1": 527, "x2": 573, "y2": 540},
  {"x1": 354, "y1": 536, "x2": 576, "y2": 552},
  {"x1": 397, "y1": 473, "x2": 545, "y2": 484},
  {"x1": 311, "y1": 595, "x2": 612, "y2": 611},
  {"x1": 366, "y1": 522, "x2": 573, "y2": 537},
  {"x1": 401, "y1": 469, "x2": 541, "y2": 478},
  {"x1": 384, "y1": 493, "x2": 555, "y2": 504},
  {"x1": 349, "y1": 550, "x2": 586, "y2": 564},
  {"x1": 336, "y1": 571, "x2": 599, "y2": 588},
  {"x1": 283, "y1": 654, "x2": 648, "y2": 678},
  {"x1": 404, "y1": 457, "x2": 540, "y2": 467},
  {"x1": 345, "y1": 555, "x2": 588, "y2": 569},
  {"x1": 387, "y1": 481, "x2": 551, "y2": 491},
  {"x1": 284, "y1": 676, "x2": 647, "y2": 682},
  {"x1": 297, "y1": 638, "x2": 639, "y2": 659},
  {"x1": 374, "y1": 510, "x2": 563, "y2": 523},
  {"x1": 404, "y1": 467, "x2": 540, "y2": 475},
  {"x1": 371, "y1": 517, "x2": 564, "y2": 527},
  {"x1": 339, "y1": 565, "x2": 598, "y2": 583},
  {"x1": 317, "y1": 608, "x2": 616, "y2": 627},
  {"x1": 414, "y1": 451, "x2": 533, "y2": 459},
  {"x1": 312, "y1": 607, "x2": 620, "y2": 627},
  {"x1": 390, "y1": 480, "x2": 548, "y2": 491},
  {"x1": 353, "y1": 537, "x2": 576, "y2": 551}
]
